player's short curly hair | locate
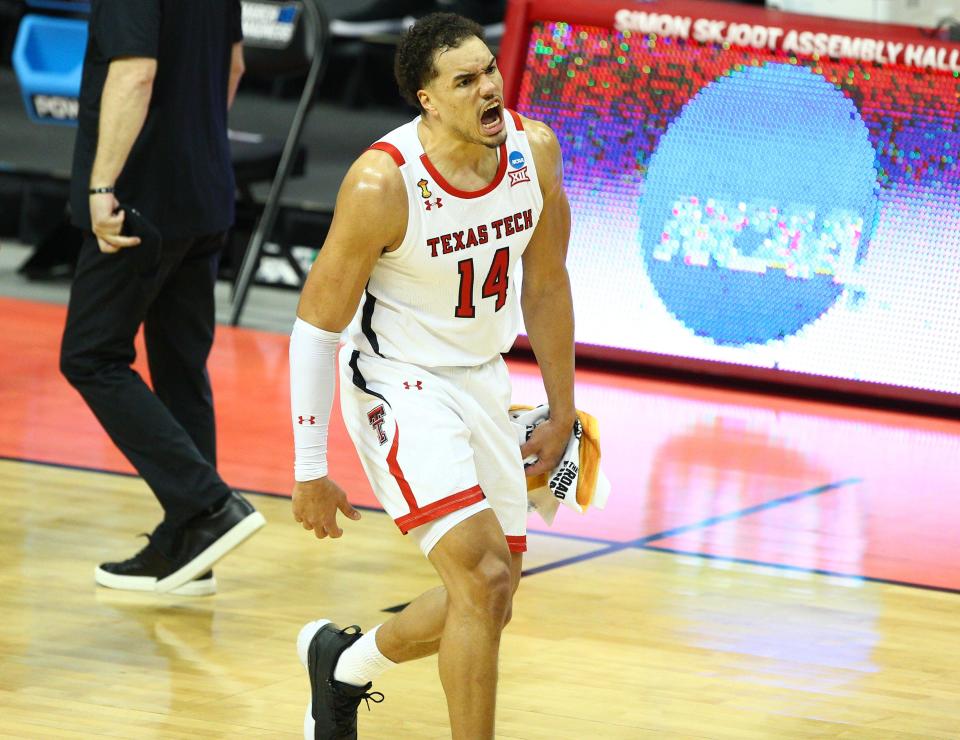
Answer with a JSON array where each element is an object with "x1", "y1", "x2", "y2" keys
[{"x1": 395, "y1": 13, "x2": 485, "y2": 111}]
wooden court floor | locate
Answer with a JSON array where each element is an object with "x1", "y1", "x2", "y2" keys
[{"x1": 2, "y1": 295, "x2": 960, "y2": 738}]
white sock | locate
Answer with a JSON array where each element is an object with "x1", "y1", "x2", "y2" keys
[{"x1": 333, "y1": 624, "x2": 396, "y2": 687}]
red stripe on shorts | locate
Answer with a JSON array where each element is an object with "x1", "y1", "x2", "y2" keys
[
  {"x1": 505, "y1": 535, "x2": 527, "y2": 553},
  {"x1": 395, "y1": 485, "x2": 485, "y2": 535},
  {"x1": 386, "y1": 422, "x2": 418, "y2": 512}
]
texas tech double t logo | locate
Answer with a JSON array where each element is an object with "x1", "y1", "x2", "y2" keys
[{"x1": 367, "y1": 405, "x2": 387, "y2": 445}]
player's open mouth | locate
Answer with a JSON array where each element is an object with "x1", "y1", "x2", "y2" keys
[{"x1": 480, "y1": 101, "x2": 503, "y2": 135}]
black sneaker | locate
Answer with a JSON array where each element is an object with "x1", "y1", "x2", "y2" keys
[
  {"x1": 95, "y1": 536, "x2": 218, "y2": 596},
  {"x1": 296, "y1": 620, "x2": 384, "y2": 739},
  {"x1": 154, "y1": 492, "x2": 266, "y2": 593}
]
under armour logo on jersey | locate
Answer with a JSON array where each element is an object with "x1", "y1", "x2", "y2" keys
[
  {"x1": 367, "y1": 405, "x2": 387, "y2": 446},
  {"x1": 297, "y1": 415, "x2": 316, "y2": 425},
  {"x1": 403, "y1": 380, "x2": 423, "y2": 390},
  {"x1": 417, "y1": 178, "x2": 432, "y2": 199},
  {"x1": 424, "y1": 198, "x2": 443, "y2": 211}
]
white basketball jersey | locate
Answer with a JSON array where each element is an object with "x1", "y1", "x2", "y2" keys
[{"x1": 345, "y1": 110, "x2": 544, "y2": 368}]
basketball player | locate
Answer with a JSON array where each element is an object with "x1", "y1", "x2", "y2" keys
[{"x1": 288, "y1": 13, "x2": 574, "y2": 738}]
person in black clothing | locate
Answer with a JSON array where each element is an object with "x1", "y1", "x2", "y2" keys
[{"x1": 60, "y1": 0, "x2": 265, "y2": 596}]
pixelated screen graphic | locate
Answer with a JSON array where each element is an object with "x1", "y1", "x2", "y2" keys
[{"x1": 515, "y1": 21, "x2": 960, "y2": 395}]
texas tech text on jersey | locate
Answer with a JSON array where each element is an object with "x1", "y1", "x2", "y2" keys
[{"x1": 427, "y1": 209, "x2": 535, "y2": 258}]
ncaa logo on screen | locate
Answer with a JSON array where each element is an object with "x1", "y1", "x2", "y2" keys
[
  {"x1": 508, "y1": 150, "x2": 530, "y2": 187},
  {"x1": 640, "y1": 63, "x2": 878, "y2": 346}
]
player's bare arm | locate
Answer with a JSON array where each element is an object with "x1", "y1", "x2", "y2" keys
[
  {"x1": 291, "y1": 149, "x2": 407, "y2": 539},
  {"x1": 297, "y1": 149, "x2": 407, "y2": 330},
  {"x1": 518, "y1": 116, "x2": 576, "y2": 477}
]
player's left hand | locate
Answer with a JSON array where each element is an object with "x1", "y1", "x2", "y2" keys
[{"x1": 520, "y1": 418, "x2": 571, "y2": 477}]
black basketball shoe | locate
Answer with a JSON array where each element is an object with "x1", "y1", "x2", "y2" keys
[
  {"x1": 154, "y1": 491, "x2": 265, "y2": 593},
  {"x1": 296, "y1": 620, "x2": 384, "y2": 739},
  {"x1": 95, "y1": 536, "x2": 217, "y2": 596}
]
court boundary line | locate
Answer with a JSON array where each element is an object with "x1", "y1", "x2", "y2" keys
[
  {"x1": 8, "y1": 455, "x2": 955, "y2": 597},
  {"x1": 521, "y1": 478, "x2": 862, "y2": 577},
  {"x1": 641, "y1": 544, "x2": 960, "y2": 597},
  {"x1": 0, "y1": 454, "x2": 618, "y2": 546},
  {"x1": 630, "y1": 478, "x2": 862, "y2": 545}
]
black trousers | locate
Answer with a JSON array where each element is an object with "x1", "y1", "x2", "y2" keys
[{"x1": 60, "y1": 232, "x2": 232, "y2": 551}]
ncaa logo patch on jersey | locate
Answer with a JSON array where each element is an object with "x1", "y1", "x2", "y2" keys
[{"x1": 508, "y1": 150, "x2": 530, "y2": 187}]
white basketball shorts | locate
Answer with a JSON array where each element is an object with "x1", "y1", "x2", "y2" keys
[{"x1": 339, "y1": 346, "x2": 527, "y2": 556}]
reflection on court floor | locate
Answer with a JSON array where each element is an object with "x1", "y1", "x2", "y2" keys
[{"x1": 3, "y1": 295, "x2": 959, "y2": 591}]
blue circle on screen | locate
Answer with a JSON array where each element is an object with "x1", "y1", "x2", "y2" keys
[{"x1": 640, "y1": 63, "x2": 879, "y2": 346}]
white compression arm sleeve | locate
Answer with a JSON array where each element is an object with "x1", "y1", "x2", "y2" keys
[{"x1": 289, "y1": 317, "x2": 340, "y2": 481}]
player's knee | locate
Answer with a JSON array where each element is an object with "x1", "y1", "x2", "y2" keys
[
  {"x1": 477, "y1": 557, "x2": 513, "y2": 612},
  {"x1": 458, "y1": 555, "x2": 513, "y2": 623},
  {"x1": 502, "y1": 569, "x2": 521, "y2": 626}
]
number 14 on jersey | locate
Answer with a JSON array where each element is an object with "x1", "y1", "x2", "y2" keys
[{"x1": 455, "y1": 247, "x2": 510, "y2": 318}]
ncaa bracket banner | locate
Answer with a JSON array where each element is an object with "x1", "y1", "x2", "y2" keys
[{"x1": 500, "y1": 0, "x2": 960, "y2": 406}]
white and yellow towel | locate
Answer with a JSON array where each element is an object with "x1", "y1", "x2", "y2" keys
[{"x1": 510, "y1": 405, "x2": 611, "y2": 526}]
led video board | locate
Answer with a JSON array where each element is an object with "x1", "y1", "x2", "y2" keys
[{"x1": 502, "y1": 0, "x2": 960, "y2": 404}]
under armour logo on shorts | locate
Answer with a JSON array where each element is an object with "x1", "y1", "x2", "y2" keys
[
  {"x1": 403, "y1": 380, "x2": 423, "y2": 390},
  {"x1": 297, "y1": 415, "x2": 316, "y2": 425}
]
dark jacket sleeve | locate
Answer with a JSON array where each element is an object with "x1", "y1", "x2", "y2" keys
[
  {"x1": 230, "y1": 0, "x2": 243, "y2": 44},
  {"x1": 92, "y1": 0, "x2": 161, "y2": 60}
]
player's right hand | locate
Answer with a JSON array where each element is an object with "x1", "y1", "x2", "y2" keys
[{"x1": 292, "y1": 477, "x2": 361, "y2": 539}]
